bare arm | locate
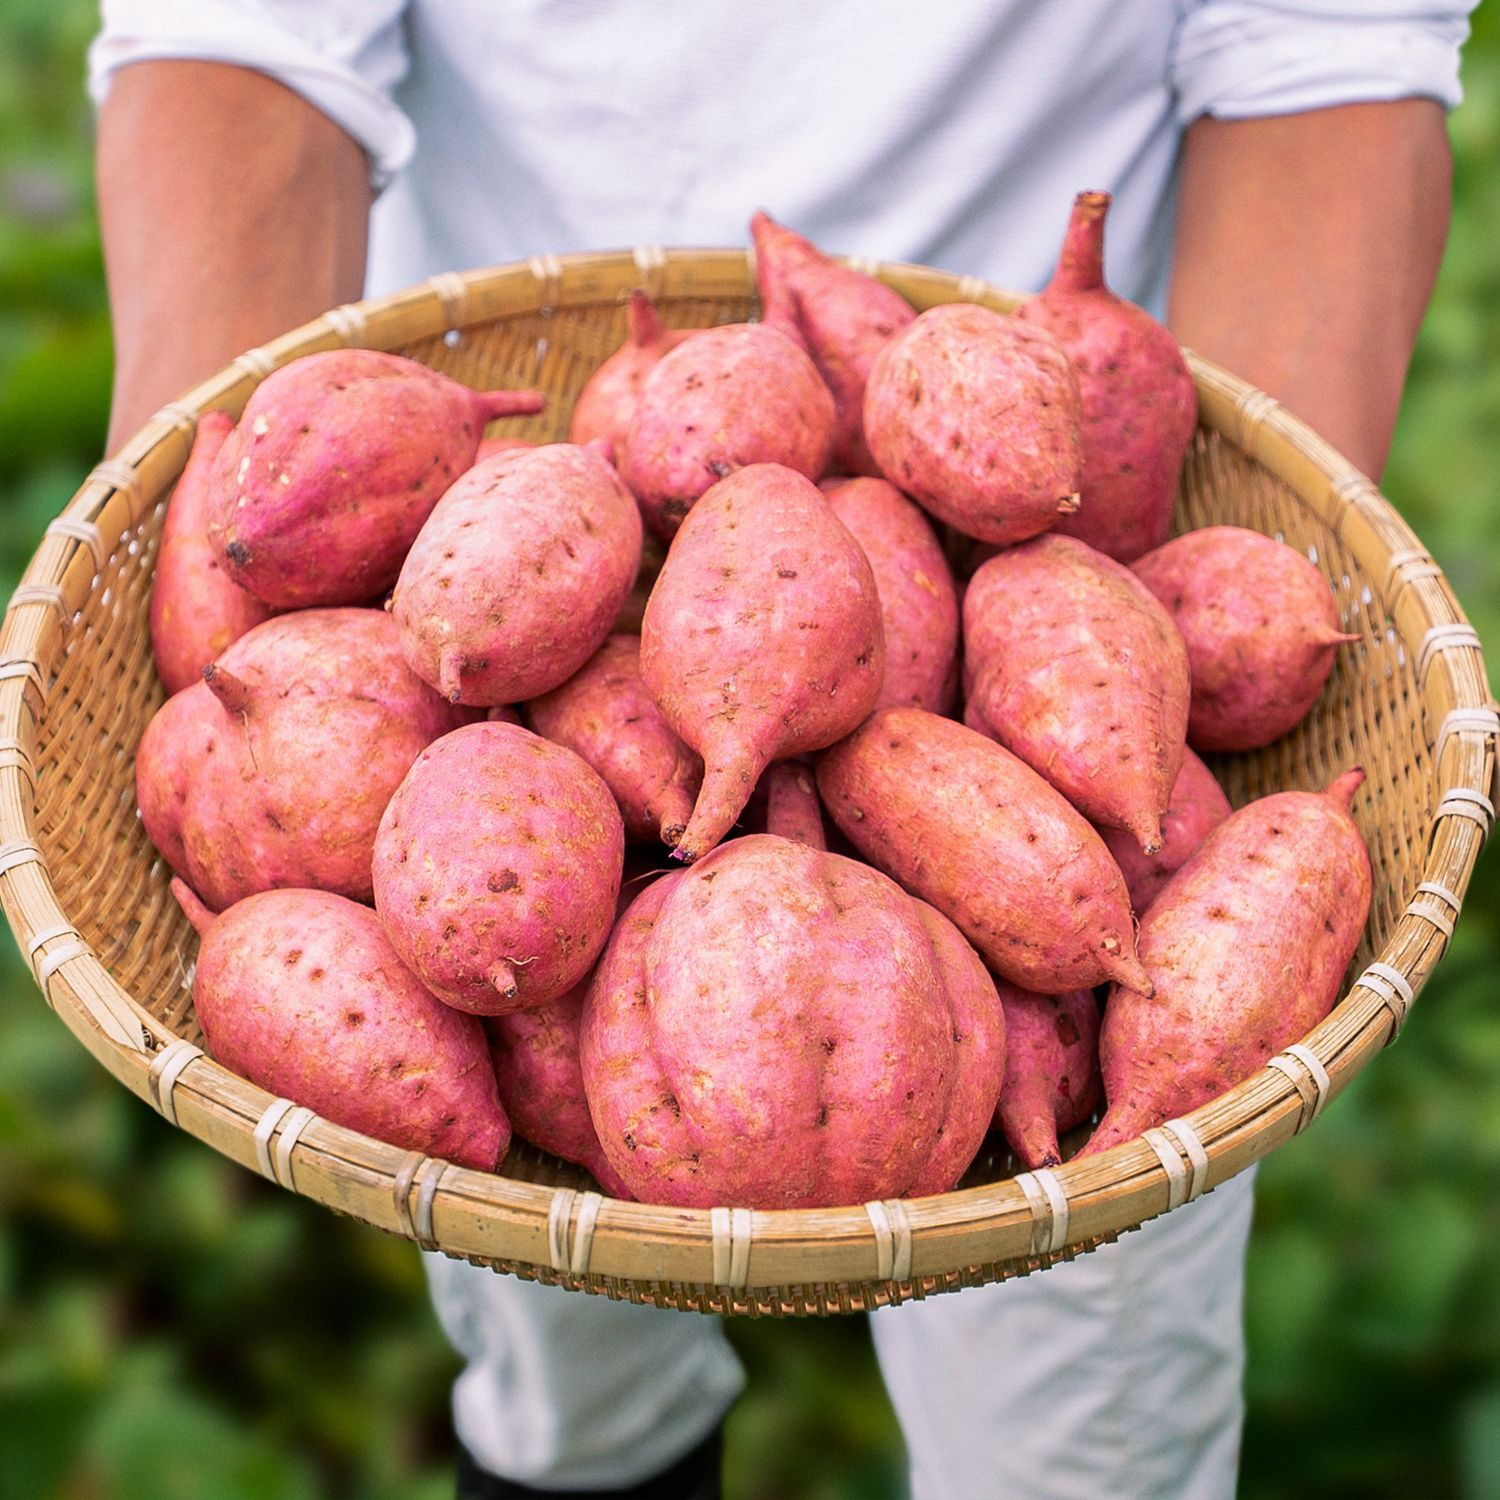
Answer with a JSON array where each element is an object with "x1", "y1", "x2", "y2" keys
[
  {"x1": 98, "y1": 61, "x2": 371, "y2": 453},
  {"x1": 1168, "y1": 100, "x2": 1452, "y2": 479}
]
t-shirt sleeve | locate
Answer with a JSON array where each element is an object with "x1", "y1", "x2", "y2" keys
[
  {"x1": 88, "y1": 0, "x2": 416, "y2": 190},
  {"x1": 1171, "y1": 1, "x2": 1478, "y2": 124}
]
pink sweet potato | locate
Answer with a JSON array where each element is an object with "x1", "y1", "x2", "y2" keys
[
  {"x1": 620, "y1": 323, "x2": 836, "y2": 538},
  {"x1": 568, "y1": 291, "x2": 688, "y2": 452},
  {"x1": 963, "y1": 533, "x2": 1190, "y2": 852},
  {"x1": 639, "y1": 464, "x2": 884, "y2": 862},
  {"x1": 1098, "y1": 748, "x2": 1231, "y2": 915},
  {"x1": 579, "y1": 834, "x2": 1004, "y2": 1208},
  {"x1": 1132, "y1": 525, "x2": 1359, "y2": 752},
  {"x1": 525, "y1": 633, "x2": 702, "y2": 847},
  {"x1": 136, "y1": 609, "x2": 467, "y2": 911},
  {"x1": 751, "y1": 212, "x2": 917, "y2": 476},
  {"x1": 174, "y1": 880, "x2": 509, "y2": 1171},
  {"x1": 760, "y1": 759, "x2": 827, "y2": 851},
  {"x1": 372, "y1": 722, "x2": 624, "y2": 1013},
  {"x1": 994, "y1": 983, "x2": 1101, "y2": 1170},
  {"x1": 1016, "y1": 191, "x2": 1198, "y2": 562},
  {"x1": 1081, "y1": 768, "x2": 1372, "y2": 1156},
  {"x1": 151, "y1": 410, "x2": 276, "y2": 694},
  {"x1": 863, "y1": 303, "x2": 1083, "y2": 544},
  {"x1": 816, "y1": 708, "x2": 1151, "y2": 994},
  {"x1": 207, "y1": 349, "x2": 544, "y2": 607},
  {"x1": 821, "y1": 477, "x2": 959, "y2": 713},
  {"x1": 391, "y1": 442, "x2": 643, "y2": 706}
]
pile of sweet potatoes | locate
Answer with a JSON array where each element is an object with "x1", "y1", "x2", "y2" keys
[{"x1": 136, "y1": 195, "x2": 1371, "y2": 1209}]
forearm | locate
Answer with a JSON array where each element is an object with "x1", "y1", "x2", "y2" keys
[
  {"x1": 1167, "y1": 100, "x2": 1452, "y2": 479},
  {"x1": 99, "y1": 61, "x2": 371, "y2": 454}
]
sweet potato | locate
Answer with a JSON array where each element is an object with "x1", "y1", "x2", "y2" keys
[
  {"x1": 1016, "y1": 191, "x2": 1197, "y2": 562},
  {"x1": 821, "y1": 476, "x2": 959, "y2": 713},
  {"x1": 1081, "y1": 769, "x2": 1372, "y2": 1156},
  {"x1": 994, "y1": 983, "x2": 1101, "y2": 1170},
  {"x1": 391, "y1": 442, "x2": 642, "y2": 705},
  {"x1": 639, "y1": 463, "x2": 884, "y2": 861},
  {"x1": 151, "y1": 410, "x2": 276, "y2": 694},
  {"x1": 1132, "y1": 525, "x2": 1358, "y2": 751},
  {"x1": 816, "y1": 708, "x2": 1151, "y2": 994},
  {"x1": 371, "y1": 722, "x2": 624, "y2": 1013},
  {"x1": 525, "y1": 633, "x2": 702, "y2": 847},
  {"x1": 863, "y1": 303, "x2": 1083, "y2": 544},
  {"x1": 620, "y1": 323, "x2": 835, "y2": 538},
  {"x1": 579, "y1": 834, "x2": 1004, "y2": 1208},
  {"x1": 751, "y1": 212, "x2": 916, "y2": 476},
  {"x1": 135, "y1": 609, "x2": 467, "y2": 911},
  {"x1": 1098, "y1": 748, "x2": 1231, "y2": 915},
  {"x1": 174, "y1": 880, "x2": 509, "y2": 1171},
  {"x1": 963, "y1": 533, "x2": 1190, "y2": 852},
  {"x1": 207, "y1": 349, "x2": 544, "y2": 607},
  {"x1": 568, "y1": 291, "x2": 688, "y2": 452}
]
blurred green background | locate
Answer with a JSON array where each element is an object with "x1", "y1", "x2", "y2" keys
[{"x1": 2, "y1": 6, "x2": 1498, "y2": 1498}]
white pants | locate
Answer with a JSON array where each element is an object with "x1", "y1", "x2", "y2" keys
[{"x1": 424, "y1": 1167, "x2": 1255, "y2": 1496}]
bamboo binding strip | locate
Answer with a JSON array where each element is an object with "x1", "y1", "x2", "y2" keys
[{"x1": 0, "y1": 249, "x2": 1494, "y2": 1316}]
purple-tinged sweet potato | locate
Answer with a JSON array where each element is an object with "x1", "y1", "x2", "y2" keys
[
  {"x1": 994, "y1": 983, "x2": 1101, "y2": 1170},
  {"x1": 863, "y1": 303, "x2": 1083, "y2": 544},
  {"x1": 1016, "y1": 191, "x2": 1197, "y2": 562},
  {"x1": 525, "y1": 633, "x2": 702, "y2": 848},
  {"x1": 752, "y1": 212, "x2": 916, "y2": 477},
  {"x1": 821, "y1": 476, "x2": 959, "y2": 714},
  {"x1": 1132, "y1": 526, "x2": 1359, "y2": 752},
  {"x1": 151, "y1": 410, "x2": 276, "y2": 695},
  {"x1": 136, "y1": 609, "x2": 467, "y2": 911},
  {"x1": 207, "y1": 349, "x2": 544, "y2": 608},
  {"x1": 392, "y1": 442, "x2": 642, "y2": 706},
  {"x1": 372, "y1": 722, "x2": 624, "y2": 1013},
  {"x1": 620, "y1": 323, "x2": 835, "y2": 538},
  {"x1": 579, "y1": 834, "x2": 1004, "y2": 1208},
  {"x1": 640, "y1": 464, "x2": 884, "y2": 862},
  {"x1": 568, "y1": 291, "x2": 689, "y2": 453},
  {"x1": 760, "y1": 759, "x2": 826, "y2": 850},
  {"x1": 1098, "y1": 748, "x2": 1231, "y2": 915},
  {"x1": 963, "y1": 533, "x2": 1190, "y2": 852},
  {"x1": 174, "y1": 880, "x2": 509, "y2": 1171},
  {"x1": 817, "y1": 708, "x2": 1151, "y2": 995},
  {"x1": 1081, "y1": 768, "x2": 1372, "y2": 1157}
]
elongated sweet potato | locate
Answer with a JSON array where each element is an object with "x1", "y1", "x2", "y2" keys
[
  {"x1": 568, "y1": 291, "x2": 688, "y2": 453},
  {"x1": 817, "y1": 708, "x2": 1151, "y2": 994},
  {"x1": 640, "y1": 463, "x2": 884, "y2": 862},
  {"x1": 579, "y1": 834, "x2": 1004, "y2": 1208},
  {"x1": 994, "y1": 983, "x2": 1101, "y2": 1170},
  {"x1": 174, "y1": 880, "x2": 509, "y2": 1171},
  {"x1": 1081, "y1": 769, "x2": 1372, "y2": 1156}
]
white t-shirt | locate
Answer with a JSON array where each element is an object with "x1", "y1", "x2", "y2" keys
[{"x1": 90, "y1": 2, "x2": 1472, "y2": 313}]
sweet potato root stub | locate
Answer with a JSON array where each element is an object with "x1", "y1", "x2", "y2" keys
[
  {"x1": 1082, "y1": 768, "x2": 1372, "y2": 1156},
  {"x1": 1016, "y1": 191, "x2": 1198, "y2": 562},
  {"x1": 524, "y1": 633, "x2": 702, "y2": 847},
  {"x1": 620, "y1": 323, "x2": 835, "y2": 539},
  {"x1": 751, "y1": 211, "x2": 917, "y2": 476},
  {"x1": 817, "y1": 708, "x2": 1150, "y2": 994},
  {"x1": 372, "y1": 722, "x2": 625, "y2": 1014},
  {"x1": 1132, "y1": 525, "x2": 1359, "y2": 752},
  {"x1": 994, "y1": 983, "x2": 1102, "y2": 1171},
  {"x1": 579, "y1": 836, "x2": 1004, "y2": 1209},
  {"x1": 963, "y1": 533, "x2": 1190, "y2": 853},
  {"x1": 206, "y1": 348, "x2": 543, "y2": 608},
  {"x1": 392, "y1": 442, "x2": 643, "y2": 706},
  {"x1": 135, "y1": 608, "x2": 469, "y2": 912},
  {"x1": 188, "y1": 887, "x2": 510, "y2": 1171},
  {"x1": 863, "y1": 302, "x2": 1083, "y2": 544},
  {"x1": 151, "y1": 410, "x2": 276, "y2": 695},
  {"x1": 639, "y1": 464, "x2": 885, "y2": 863},
  {"x1": 821, "y1": 477, "x2": 960, "y2": 714}
]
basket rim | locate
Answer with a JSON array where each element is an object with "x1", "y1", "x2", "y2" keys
[{"x1": 0, "y1": 246, "x2": 1494, "y2": 1316}]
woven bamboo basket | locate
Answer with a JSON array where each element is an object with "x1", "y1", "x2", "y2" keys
[{"x1": 1, "y1": 249, "x2": 1495, "y2": 1317}]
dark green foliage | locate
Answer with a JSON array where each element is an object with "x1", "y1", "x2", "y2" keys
[{"x1": 0, "y1": 5, "x2": 1497, "y2": 1496}]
